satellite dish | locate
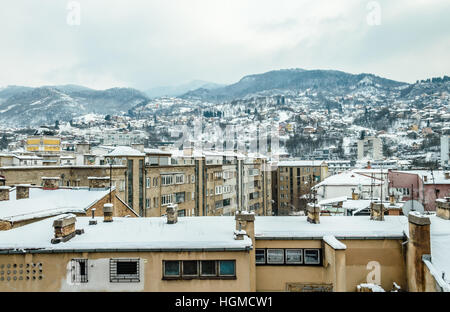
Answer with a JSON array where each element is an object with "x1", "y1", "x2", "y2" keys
[{"x1": 402, "y1": 200, "x2": 425, "y2": 215}]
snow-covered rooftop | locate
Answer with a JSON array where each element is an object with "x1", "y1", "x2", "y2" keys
[
  {"x1": 254, "y1": 216, "x2": 408, "y2": 239},
  {"x1": 277, "y1": 160, "x2": 327, "y2": 167},
  {"x1": 0, "y1": 216, "x2": 252, "y2": 252},
  {"x1": 392, "y1": 170, "x2": 450, "y2": 185},
  {"x1": 106, "y1": 146, "x2": 145, "y2": 157},
  {"x1": 314, "y1": 171, "x2": 383, "y2": 188},
  {"x1": 0, "y1": 187, "x2": 112, "y2": 223}
]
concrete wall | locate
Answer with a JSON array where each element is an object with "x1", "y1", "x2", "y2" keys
[{"x1": 0, "y1": 250, "x2": 250, "y2": 292}]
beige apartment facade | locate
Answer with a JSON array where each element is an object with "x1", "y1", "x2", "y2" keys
[{"x1": 272, "y1": 161, "x2": 328, "y2": 216}]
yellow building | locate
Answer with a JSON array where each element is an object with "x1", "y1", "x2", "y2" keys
[{"x1": 26, "y1": 136, "x2": 61, "y2": 153}]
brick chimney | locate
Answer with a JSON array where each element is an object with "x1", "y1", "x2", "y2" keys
[
  {"x1": 306, "y1": 203, "x2": 320, "y2": 224},
  {"x1": 166, "y1": 204, "x2": 178, "y2": 224},
  {"x1": 370, "y1": 202, "x2": 385, "y2": 221},
  {"x1": 445, "y1": 172, "x2": 450, "y2": 180},
  {"x1": 406, "y1": 212, "x2": 431, "y2": 292},
  {"x1": 0, "y1": 186, "x2": 10, "y2": 201},
  {"x1": 42, "y1": 177, "x2": 60, "y2": 190},
  {"x1": 436, "y1": 198, "x2": 450, "y2": 220},
  {"x1": 103, "y1": 203, "x2": 114, "y2": 222},
  {"x1": 51, "y1": 214, "x2": 77, "y2": 244},
  {"x1": 16, "y1": 184, "x2": 30, "y2": 200},
  {"x1": 88, "y1": 176, "x2": 110, "y2": 189}
]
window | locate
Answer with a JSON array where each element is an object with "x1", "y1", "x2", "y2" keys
[
  {"x1": 304, "y1": 249, "x2": 320, "y2": 264},
  {"x1": 175, "y1": 192, "x2": 185, "y2": 204},
  {"x1": 219, "y1": 261, "x2": 235, "y2": 276},
  {"x1": 71, "y1": 259, "x2": 88, "y2": 283},
  {"x1": 286, "y1": 249, "x2": 303, "y2": 264},
  {"x1": 182, "y1": 261, "x2": 198, "y2": 277},
  {"x1": 162, "y1": 175, "x2": 173, "y2": 186},
  {"x1": 146, "y1": 198, "x2": 150, "y2": 209},
  {"x1": 191, "y1": 175, "x2": 195, "y2": 183},
  {"x1": 146, "y1": 177, "x2": 150, "y2": 188},
  {"x1": 110, "y1": 259, "x2": 140, "y2": 283},
  {"x1": 161, "y1": 194, "x2": 173, "y2": 206},
  {"x1": 267, "y1": 249, "x2": 284, "y2": 264},
  {"x1": 215, "y1": 186, "x2": 223, "y2": 195},
  {"x1": 164, "y1": 261, "x2": 180, "y2": 277},
  {"x1": 255, "y1": 249, "x2": 265, "y2": 264},
  {"x1": 200, "y1": 261, "x2": 216, "y2": 276},
  {"x1": 163, "y1": 260, "x2": 236, "y2": 279},
  {"x1": 175, "y1": 174, "x2": 184, "y2": 184}
]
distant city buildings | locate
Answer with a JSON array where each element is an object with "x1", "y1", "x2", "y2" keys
[{"x1": 357, "y1": 134, "x2": 383, "y2": 161}]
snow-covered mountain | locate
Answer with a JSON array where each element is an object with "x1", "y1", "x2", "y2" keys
[
  {"x1": 180, "y1": 68, "x2": 408, "y2": 102},
  {"x1": 145, "y1": 80, "x2": 225, "y2": 98},
  {"x1": 0, "y1": 85, "x2": 149, "y2": 127}
]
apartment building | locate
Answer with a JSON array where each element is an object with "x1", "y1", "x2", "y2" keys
[
  {"x1": 26, "y1": 135, "x2": 61, "y2": 153},
  {"x1": 1, "y1": 204, "x2": 449, "y2": 292},
  {"x1": 272, "y1": 160, "x2": 328, "y2": 216},
  {"x1": 357, "y1": 135, "x2": 383, "y2": 161},
  {"x1": 1, "y1": 146, "x2": 271, "y2": 217}
]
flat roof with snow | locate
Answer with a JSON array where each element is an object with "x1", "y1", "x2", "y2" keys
[
  {"x1": 0, "y1": 187, "x2": 112, "y2": 223},
  {"x1": 0, "y1": 216, "x2": 252, "y2": 253},
  {"x1": 254, "y1": 216, "x2": 409, "y2": 239}
]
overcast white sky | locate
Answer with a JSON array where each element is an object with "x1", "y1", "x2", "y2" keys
[{"x1": 0, "y1": 0, "x2": 449, "y2": 90}]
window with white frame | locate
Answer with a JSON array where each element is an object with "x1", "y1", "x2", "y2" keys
[
  {"x1": 146, "y1": 198, "x2": 150, "y2": 209},
  {"x1": 215, "y1": 186, "x2": 223, "y2": 195},
  {"x1": 191, "y1": 175, "x2": 195, "y2": 183},
  {"x1": 286, "y1": 249, "x2": 303, "y2": 264},
  {"x1": 146, "y1": 178, "x2": 150, "y2": 188},
  {"x1": 175, "y1": 174, "x2": 184, "y2": 184},
  {"x1": 267, "y1": 249, "x2": 284, "y2": 264},
  {"x1": 162, "y1": 175, "x2": 173, "y2": 186},
  {"x1": 161, "y1": 194, "x2": 174, "y2": 206}
]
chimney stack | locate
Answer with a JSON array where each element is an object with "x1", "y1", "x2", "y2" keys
[
  {"x1": 88, "y1": 176, "x2": 110, "y2": 189},
  {"x1": 42, "y1": 177, "x2": 60, "y2": 190},
  {"x1": 131, "y1": 143, "x2": 145, "y2": 153},
  {"x1": 436, "y1": 198, "x2": 450, "y2": 220},
  {"x1": 351, "y1": 188, "x2": 360, "y2": 200},
  {"x1": 445, "y1": 172, "x2": 450, "y2": 180},
  {"x1": 0, "y1": 177, "x2": 5, "y2": 187},
  {"x1": 370, "y1": 202, "x2": 385, "y2": 221},
  {"x1": 306, "y1": 203, "x2": 320, "y2": 224},
  {"x1": 166, "y1": 204, "x2": 178, "y2": 224},
  {"x1": 103, "y1": 203, "x2": 114, "y2": 222},
  {"x1": 235, "y1": 210, "x2": 256, "y2": 292},
  {"x1": 183, "y1": 147, "x2": 193, "y2": 157},
  {"x1": 389, "y1": 193, "x2": 396, "y2": 205},
  {"x1": 406, "y1": 212, "x2": 431, "y2": 292},
  {"x1": 16, "y1": 184, "x2": 30, "y2": 200},
  {"x1": 0, "y1": 186, "x2": 10, "y2": 201},
  {"x1": 51, "y1": 214, "x2": 77, "y2": 244}
]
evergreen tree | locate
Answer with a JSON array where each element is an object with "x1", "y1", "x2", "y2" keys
[{"x1": 0, "y1": 135, "x2": 8, "y2": 150}]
